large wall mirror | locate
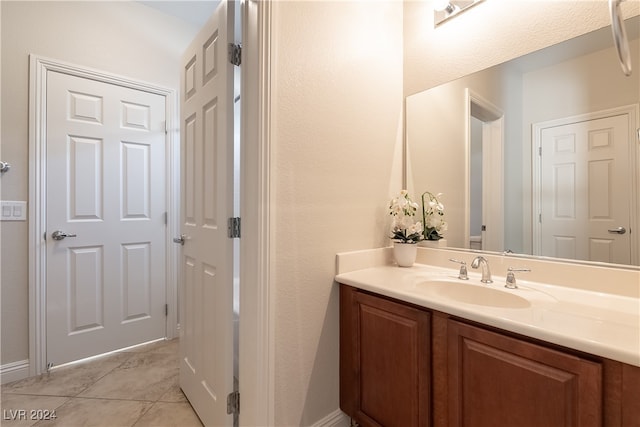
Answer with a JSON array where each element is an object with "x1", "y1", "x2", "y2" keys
[{"x1": 406, "y1": 16, "x2": 639, "y2": 267}]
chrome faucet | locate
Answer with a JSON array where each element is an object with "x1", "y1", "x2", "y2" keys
[{"x1": 471, "y1": 256, "x2": 493, "y2": 283}]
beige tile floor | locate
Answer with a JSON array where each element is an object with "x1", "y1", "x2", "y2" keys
[{"x1": 1, "y1": 339, "x2": 203, "y2": 427}]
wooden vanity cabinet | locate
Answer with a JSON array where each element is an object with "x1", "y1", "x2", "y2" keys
[
  {"x1": 446, "y1": 319, "x2": 602, "y2": 427},
  {"x1": 340, "y1": 285, "x2": 431, "y2": 427},
  {"x1": 340, "y1": 284, "x2": 639, "y2": 427},
  {"x1": 622, "y1": 365, "x2": 640, "y2": 425},
  {"x1": 603, "y1": 360, "x2": 640, "y2": 427}
]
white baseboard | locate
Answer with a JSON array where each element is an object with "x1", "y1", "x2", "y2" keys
[
  {"x1": 0, "y1": 360, "x2": 30, "y2": 385},
  {"x1": 312, "y1": 409, "x2": 350, "y2": 427}
]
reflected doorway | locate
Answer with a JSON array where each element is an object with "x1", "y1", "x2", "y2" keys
[{"x1": 466, "y1": 89, "x2": 504, "y2": 252}]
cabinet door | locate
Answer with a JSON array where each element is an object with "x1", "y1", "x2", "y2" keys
[
  {"x1": 340, "y1": 286, "x2": 431, "y2": 427},
  {"x1": 621, "y1": 363, "x2": 640, "y2": 427},
  {"x1": 447, "y1": 320, "x2": 602, "y2": 427}
]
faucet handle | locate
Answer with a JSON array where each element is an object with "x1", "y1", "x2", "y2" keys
[
  {"x1": 505, "y1": 267, "x2": 531, "y2": 289},
  {"x1": 449, "y1": 258, "x2": 469, "y2": 280}
]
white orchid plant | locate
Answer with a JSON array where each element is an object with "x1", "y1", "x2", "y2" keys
[
  {"x1": 388, "y1": 190, "x2": 424, "y2": 243},
  {"x1": 421, "y1": 191, "x2": 447, "y2": 240}
]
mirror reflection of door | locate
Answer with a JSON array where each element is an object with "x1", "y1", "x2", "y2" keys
[
  {"x1": 534, "y1": 108, "x2": 635, "y2": 265},
  {"x1": 467, "y1": 90, "x2": 504, "y2": 252}
]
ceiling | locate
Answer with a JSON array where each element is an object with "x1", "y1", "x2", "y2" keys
[{"x1": 138, "y1": 1, "x2": 220, "y2": 27}]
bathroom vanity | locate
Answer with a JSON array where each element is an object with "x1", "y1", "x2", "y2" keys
[{"x1": 336, "y1": 248, "x2": 640, "y2": 427}]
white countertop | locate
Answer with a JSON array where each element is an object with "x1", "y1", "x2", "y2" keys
[{"x1": 336, "y1": 262, "x2": 640, "y2": 367}]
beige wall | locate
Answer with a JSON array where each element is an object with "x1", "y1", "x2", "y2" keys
[
  {"x1": 522, "y1": 39, "x2": 640, "y2": 124},
  {"x1": 0, "y1": 1, "x2": 198, "y2": 365},
  {"x1": 269, "y1": 1, "x2": 404, "y2": 424}
]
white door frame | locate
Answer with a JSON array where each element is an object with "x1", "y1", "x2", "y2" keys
[
  {"x1": 532, "y1": 104, "x2": 639, "y2": 265},
  {"x1": 464, "y1": 88, "x2": 504, "y2": 251},
  {"x1": 28, "y1": 55, "x2": 180, "y2": 375},
  {"x1": 480, "y1": 117, "x2": 505, "y2": 251},
  {"x1": 238, "y1": 0, "x2": 274, "y2": 425}
]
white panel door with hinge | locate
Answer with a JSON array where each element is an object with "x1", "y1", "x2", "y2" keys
[
  {"x1": 539, "y1": 113, "x2": 631, "y2": 264},
  {"x1": 46, "y1": 71, "x2": 167, "y2": 366},
  {"x1": 179, "y1": 1, "x2": 235, "y2": 425}
]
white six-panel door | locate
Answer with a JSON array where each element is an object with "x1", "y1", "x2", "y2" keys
[
  {"x1": 179, "y1": 1, "x2": 235, "y2": 425},
  {"x1": 46, "y1": 70, "x2": 167, "y2": 366},
  {"x1": 539, "y1": 113, "x2": 631, "y2": 264}
]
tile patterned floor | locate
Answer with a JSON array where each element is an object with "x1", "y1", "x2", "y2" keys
[{"x1": 1, "y1": 339, "x2": 203, "y2": 427}]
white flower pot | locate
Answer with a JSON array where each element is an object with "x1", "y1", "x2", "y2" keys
[{"x1": 393, "y1": 242, "x2": 418, "y2": 267}]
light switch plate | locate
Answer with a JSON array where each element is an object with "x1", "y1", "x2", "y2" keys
[{"x1": 1, "y1": 201, "x2": 27, "y2": 221}]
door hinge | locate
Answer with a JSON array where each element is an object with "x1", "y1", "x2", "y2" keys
[
  {"x1": 165, "y1": 304, "x2": 168, "y2": 317},
  {"x1": 538, "y1": 146, "x2": 542, "y2": 156},
  {"x1": 228, "y1": 43, "x2": 242, "y2": 66},
  {"x1": 164, "y1": 212, "x2": 168, "y2": 225},
  {"x1": 228, "y1": 217, "x2": 241, "y2": 238},
  {"x1": 636, "y1": 128, "x2": 639, "y2": 142},
  {"x1": 227, "y1": 391, "x2": 240, "y2": 415},
  {"x1": 539, "y1": 213, "x2": 542, "y2": 223}
]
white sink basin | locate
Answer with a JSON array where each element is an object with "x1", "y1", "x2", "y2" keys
[{"x1": 414, "y1": 280, "x2": 531, "y2": 309}]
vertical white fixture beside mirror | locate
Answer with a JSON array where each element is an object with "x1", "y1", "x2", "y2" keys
[{"x1": 609, "y1": 0, "x2": 633, "y2": 75}]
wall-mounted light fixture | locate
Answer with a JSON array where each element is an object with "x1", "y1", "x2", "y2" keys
[{"x1": 434, "y1": 0, "x2": 484, "y2": 27}]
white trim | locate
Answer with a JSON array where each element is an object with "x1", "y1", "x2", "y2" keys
[
  {"x1": 238, "y1": 0, "x2": 274, "y2": 425},
  {"x1": 464, "y1": 88, "x2": 504, "y2": 251},
  {"x1": 49, "y1": 338, "x2": 166, "y2": 371},
  {"x1": 464, "y1": 90, "x2": 472, "y2": 249},
  {"x1": 28, "y1": 55, "x2": 179, "y2": 375},
  {"x1": 0, "y1": 360, "x2": 30, "y2": 385},
  {"x1": 311, "y1": 410, "x2": 351, "y2": 427},
  {"x1": 531, "y1": 104, "x2": 639, "y2": 264},
  {"x1": 480, "y1": 117, "x2": 505, "y2": 251},
  {"x1": 166, "y1": 74, "x2": 181, "y2": 339}
]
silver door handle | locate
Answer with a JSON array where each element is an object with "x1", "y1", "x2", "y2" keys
[
  {"x1": 607, "y1": 226, "x2": 626, "y2": 234},
  {"x1": 173, "y1": 234, "x2": 186, "y2": 245},
  {"x1": 52, "y1": 230, "x2": 77, "y2": 240}
]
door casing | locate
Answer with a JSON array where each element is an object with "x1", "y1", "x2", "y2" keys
[
  {"x1": 28, "y1": 55, "x2": 180, "y2": 375},
  {"x1": 238, "y1": 1, "x2": 274, "y2": 425},
  {"x1": 465, "y1": 89, "x2": 505, "y2": 252}
]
